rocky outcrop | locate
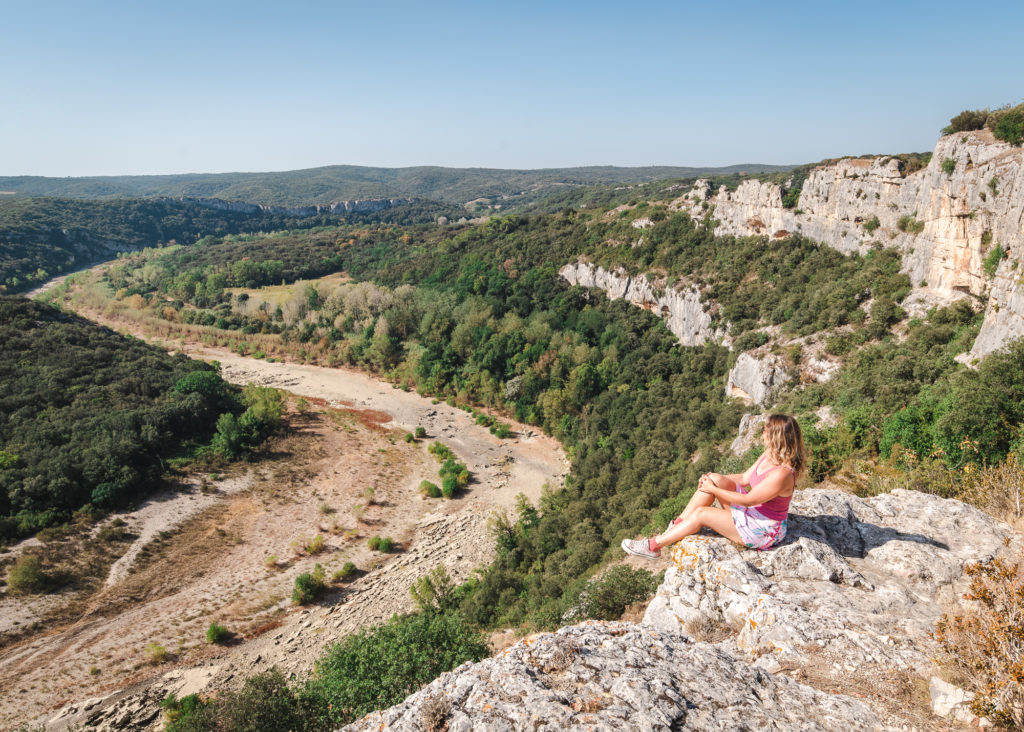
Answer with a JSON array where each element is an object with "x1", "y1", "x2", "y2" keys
[
  {"x1": 725, "y1": 352, "x2": 790, "y2": 406},
  {"x1": 559, "y1": 261, "x2": 728, "y2": 347},
  {"x1": 729, "y1": 413, "x2": 766, "y2": 455},
  {"x1": 346, "y1": 488, "x2": 1010, "y2": 729},
  {"x1": 344, "y1": 621, "x2": 880, "y2": 731},
  {"x1": 674, "y1": 130, "x2": 1024, "y2": 358},
  {"x1": 644, "y1": 488, "x2": 1011, "y2": 680},
  {"x1": 159, "y1": 196, "x2": 411, "y2": 217}
]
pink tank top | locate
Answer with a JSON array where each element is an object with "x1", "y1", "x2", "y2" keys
[{"x1": 743, "y1": 453, "x2": 794, "y2": 521}]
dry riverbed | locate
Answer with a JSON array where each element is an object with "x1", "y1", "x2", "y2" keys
[{"x1": 1, "y1": 341, "x2": 566, "y2": 731}]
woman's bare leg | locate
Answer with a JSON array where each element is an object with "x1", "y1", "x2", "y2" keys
[
  {"x1": 676, "y1": 475, "x2": 739, "y2": 524},
  {"x1": 655, "y1": 505, "x2": 743, "y2": 547}
]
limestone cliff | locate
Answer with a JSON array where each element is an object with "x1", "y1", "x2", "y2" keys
[
  {"x1": 346, "y1": 489, "x2": 1013, "y2": 730},
  {"x1": 559, "y1": 261, "x2": 728, "y2": 347},
  {"x1": 673, "y1": 130, "x2": 1024, "y2": 358}
]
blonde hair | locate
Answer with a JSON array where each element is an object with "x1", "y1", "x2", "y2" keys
[{"x1": 763, "y1": 414, "x2": 807, "y2": 480}]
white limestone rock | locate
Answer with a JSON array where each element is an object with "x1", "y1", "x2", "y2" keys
[
  {"x1": 726, "y1": 353, "x2": 790, "y2": 406},
  {"x1": 671, "y1": 130, "x2": 1024, "y2": 358},
  {"x1": 344, "y1": 621, "x2": 881, "y2": 731},
  {"x1": 729, "y1": 413, "x2": 766, "y2": 455},
  {"x1": 643, "y1": 488, "x2": 1012, "y2": 677},
  {"x1": 559, "y1": 261, "x2": 728, "y2": 347}
]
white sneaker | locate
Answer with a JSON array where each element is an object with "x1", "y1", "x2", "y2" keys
[{"x1": 621, "y1": 537, "x2": 660, "y2": 559}]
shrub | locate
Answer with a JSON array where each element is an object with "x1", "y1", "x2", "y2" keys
[
  {"x1": 368, "y1": 536, "x2": 394, "y2": 552},
  {"x1": 292, "y1": 564, "x2": 326, "y2": 604},
  {"x1": 419, "y1": 480, "x2": 441, "y2": 498},
  {"x1": 863, "y1": 216, "x2": 880, "y2": 234},
  {"x1": 7, "y1": 555, "x2": 46, "y2": 595},
  {"x1": 942, "y1": 108, "x2": 989, "y2": 134},
  {"x1": 404, "y1": 432, "x2": 416, "y2": 443},
  {"x1": 145, "y1": 642, "x2": 168, "y2": 664},
  {"x1": 579, "y1": 565, "x2": 660, "y2": 621},
  {"x1": 992, "y1": 106, "x2": 1024, "y2": 146},
  {"x1": 333, "y1": 561, "x2": 357, "y2": 582},
  {"x1": 941, "y1": 157, "x2": 956, "y2": 175},
  {"x1": 206, "y1": 623, "x2": 231, "y2": 645},
  {"x1": 304, "y1": 534, "x2": 326, "y2": 555},
  {"x1": 983, "y1": 243, "x2": 1006, "y2": 278},
  {"x1": 415, "y1": 426, "x2": 427, "y2": 439},
  {"x1": 441, "y1": 475, "x2": 457, "y2": 498},
  {"x1": 935, "y1": 555, "x2": 1024, "y2": 728},
  {"x1": 896, "y1": 215, "x2": 925, "y2": 234},
  {"x1": 301, "y1": 611, "x2": 489, "y2": 728},
  {"x1": 989, "y1": 176, "x2": 1000, "y2": 196}
]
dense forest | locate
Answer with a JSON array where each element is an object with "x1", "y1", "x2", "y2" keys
[
  {"x1": 0, "y1": 297, "x2": 284, "y2": 539},
  {"x1": 0, "y1": 196, "x2": 458, "y2": 294}
]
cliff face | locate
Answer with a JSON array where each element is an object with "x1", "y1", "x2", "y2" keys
[
  {"x1": 673, "y1": 130, "x2": 1024, "y2": 358},
  {"x1": 559, "y1": 261, "x2": 728, "y2": 347}
]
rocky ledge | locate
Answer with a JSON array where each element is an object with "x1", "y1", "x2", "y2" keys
[{"x1": 346, "y1": 488, "x2": 1014, "y2": 730}]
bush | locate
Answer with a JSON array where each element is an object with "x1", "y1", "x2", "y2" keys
[
  {"x1": 415, "y1": 426, "x2": 427, "y2": 439},
  {"x1": 404, "y1": 432, "x2": 416, "y2": 443},
  {"x1": 992, "y1": 106, "x2": 1024, "y2": 146},
  {"x1": 6, "y1": 554, "x2": 46, "y2": 595},
  {"x1": 165, "y1": 668, "x2": 307, "y2": 732},
  {"x1": 304, "y1": 534, "x2": 326, "y2": 555},
  {"x1": 579, "y1": 565, "x2": 660, "y2": 620},
  {"x1": 863, "y1": 216, "x2": 880, "y2": 234},
  {"x1": 942, "y1": 108, "x2": 989, "y2": 134},
  {"x1": 206, "y1": 623, "x2": 232, "y2": 645},
  {"x1": 441, "y1": 475, "x2": 458, "y2": 498},
  {"x1": 301, "y1": 611, "x2": 489, "y2": 728},
  {"x1": 368, "y1": 536, "x2": 395, "y2": 552},
  {"x1": 419, "y1": 480, "x2": 441, "y2": 498},
  {"x1": 941, "y1": 157, "x2": 956, "y2": 175},
  {"x1": 292, "y1": 564, "x2": 326, "y2": 604},
  {"x1": 896, "y1": 215, "x2": 925, "y2": 234},
  {"x1": 983, "y1": 243, "x2": 1005, "y2": 278},
  {"x1": 935, "y1": 555, "x2": 1024, "y2": 728},
  {"x1": 333, "y1": 561, "x2": 357, "y2": 582},
  {"x1": 145, "y1": 642, "x2": 168, "y2": 664}
]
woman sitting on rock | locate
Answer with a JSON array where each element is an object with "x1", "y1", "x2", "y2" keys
[{"x1": 622, "y1": 414, "x2": 806, "y2": 558}]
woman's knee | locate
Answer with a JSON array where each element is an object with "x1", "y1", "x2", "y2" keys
[{"x1": 709, "y1": 474, "x2": 737, "y2": 491}]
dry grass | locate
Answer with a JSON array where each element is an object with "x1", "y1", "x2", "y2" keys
[
  {"x1": 776, "y1": 654, "x2": 940, "y2": 729},
  {"x1": 935, "y1": 552, "x2": 1024, "y2": 728}
]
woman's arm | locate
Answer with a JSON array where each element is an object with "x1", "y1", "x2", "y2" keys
[{"x1": 701, "y1": 471, "x2": 787, "y2": 507}]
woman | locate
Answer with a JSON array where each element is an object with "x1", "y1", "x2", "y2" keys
[{"x1": 622, "y1": 414, "x2": 806, "y2": 558}]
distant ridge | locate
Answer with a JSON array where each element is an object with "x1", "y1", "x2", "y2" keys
[{"x1": 0, "y1": 163, "x2": 794, "y2": 207}]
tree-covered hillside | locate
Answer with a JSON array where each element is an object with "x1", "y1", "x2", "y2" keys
[
  {"x1": 0, "y1": 163, "x2": 794, "y2": 207},
  {"x1": 0, "y1": 196, "x2": 456, "y2": 294},
  {"x1": 0, "y1": 297, "x2": 267, "y2": 539}
]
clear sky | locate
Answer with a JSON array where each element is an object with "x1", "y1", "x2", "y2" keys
[{"x1": 2, "y1": 0, "x2": 1022, "y2": 176}]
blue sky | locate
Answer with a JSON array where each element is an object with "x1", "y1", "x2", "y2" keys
[{"x1": 2, "y1": 0, "x2": 1022, "y2": 176}]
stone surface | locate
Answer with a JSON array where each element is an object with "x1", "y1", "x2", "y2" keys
[
  {"x1": 929, "y1": 676, "x2": 978, "y2": 725},
  {"x1": 560, "y1": 261, "x2": 728, "y2": 347},
  {"x1": 672, "y1": 130, "x2": 1024, "y2": 358},
  {"x1": 726, "y1": 352, "x2": 790, "y2": 406},
  {"x1": 730, "y1": 413, "x2": 766, "y2": 455},
  {"x1": 643, "y1": 488, "x2": 1012, "y2": 677},
  {"x1": 343, "y1": 621, "x2": 880, "y2": 732}
]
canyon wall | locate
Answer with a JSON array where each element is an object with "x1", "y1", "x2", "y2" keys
[
  {"x1": 673, "y1": 130, "x2": 1023, "y2": 358},
  {"x1": 559, "y1": 261, "x2": 728, "y2": 347},
  {"x1": 157, "y1": 196, "x2": 411, "y2": 217}
]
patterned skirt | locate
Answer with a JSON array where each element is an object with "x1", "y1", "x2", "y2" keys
[{"x1": 731, "y1": 504, "x2": 787, "y2": 550}]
